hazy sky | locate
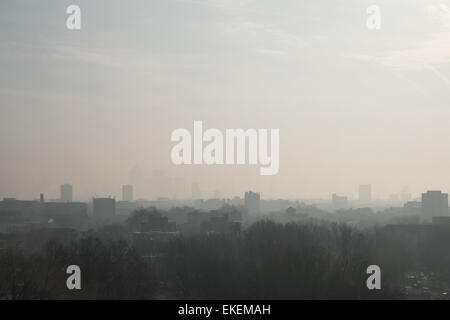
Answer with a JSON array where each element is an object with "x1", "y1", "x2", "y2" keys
[{"x1": 1, "y1": 0, "x2": 450, "y2": 200}]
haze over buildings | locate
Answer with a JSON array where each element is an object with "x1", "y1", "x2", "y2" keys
[
  {"x1": 359, "y1": 185, "x2": 372, "y2": 203},
  {"x1": 1, "y1": 1, "x2": 450, "y2": 200},
  {"x1": 60, "y1": 184, "x2": 73, "y2": 203},
  {"x1": 122, "y1": 184, "x2": 133, "y2": 202},
  {"x1": 245, "y1": 191, "x2": 260, "y2": 215},
  {"x1": 332, "y1": 193, "x2": 348, "y2": 209},
  {"x1": 93, "y1": 197, "x2": 116, "y2": 224},
  {"x1": 421, "y1": 190, "x2": 449, "y2": 223}
]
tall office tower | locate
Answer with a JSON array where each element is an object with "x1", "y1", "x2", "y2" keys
[
  {"x1": 122, "y1": 184, "x2": 133, "y2": 201},
  {"x1": 359, "y1": 184, "x2": 372, "y2": 203},
  {"x1": 332, "y1": 193, "x2": 348, "y2": 209},
  {"x1": 191, "y1": 183, "x2": 202, "y2": 200},
  {"x1": 245, "y1": 191, "x2": 260, "y2": 215},
  {"x1": 93, "y1": 198, "x2": 116, "y2": 223},
  {"x1": 421, "y1": 190, "x2": 448, "y2": 223},
  {"x1": 61, "y1": 184, "x2": 73, "y2": 202}
]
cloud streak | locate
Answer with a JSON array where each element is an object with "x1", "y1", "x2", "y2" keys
[{"x1": 352, "y1": 4, "x2": 450, "y2": 72}]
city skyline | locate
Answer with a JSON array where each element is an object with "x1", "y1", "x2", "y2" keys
[
  {"x1": 2, "y1": 1, "x2": 450, "y2": 199},
  {"x1": 0, "y1": 181, "x2": 440, "y2": 203}
]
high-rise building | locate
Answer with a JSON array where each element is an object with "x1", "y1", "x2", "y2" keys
[
  {"x1": 192, "y1": 183, "x2": 202, "y2": 200},
  {"x1": 61, "y1": 184, "x2": 73, "y2": 202},
  {"x1": 421, "y1": 190, "x2": 448, "y2": 223},
  {"x1": 122, "y1": 184, "x2": 133, "y2": 201},
  {"x1": 93, "y1": 198, "x2": 116, "y2": 223},
  {"x1": 213, "y1": 189, "x2": 222, "y2": 199},
  {"x1": 332, "y1": 194, "x2": 348, "y2": 209},
  {"x1": 359, "y1": 184, "x2": 372, "y2": 203},
  {"x1": 389, "y1": 194, "x2": 399, "y2": 202},
  {"x1": 245, "y1": 191, "x2": 260, "y2": 215}
]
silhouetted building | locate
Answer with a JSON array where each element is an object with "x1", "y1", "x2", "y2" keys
[
  {"x1": 332, "y1": 194, "x2": 348, "y2": 209},
  {"x1": 422, "y1": 190, "x2": 448, "y2": 223},
  {"x1": 44, "y1": 202, "x2": 88, "y2": 228},
  {"x1": 61, "y1": 184, "x2": 73, "y2": 202},
  {"x1": 93, "y1": 198, "x2": 115, "y2": 224},
  {"x1": 40, "y1": 193, "x2": 44, "y2": 203},
  {"x1": 359, "y1": 184, "x2": 372, "y2": 203},
  {"x1": 0, "y1": 198, "x2": 88, "y2": 230},
  {"x1": 245, "y1": 191, "x2": 260, "y2": 215},
  {"x1": 187, "y1": 210, "x2": 210, "y2": 227},
  {"x1": 214, "y1": 190, "x2": 222, "y2": 199},
  {"x1": 201, "y1": 214, "x2": 240, "y2": 234},
  {"x1": 122, "y1": 184, "x2": 133, "y2": 201},
  {"x1": 389, "y1": 194, "x2": 399, "y2": 202},
  {"x1": 404, "y1": 201, "x2": 421, "y2": 209},
  {"x1": 202, "y1": 198, "x2": 224, "y2": 211},
  {"x1": 432, "y1": 216, "x2": 450, "y2": 225},
  {"x1": 182, "y1": 210, "x2": 240, "y2": 235},
  {"x1": 140, "y1": 213, "x2": 175, "y2": 232},
  {"x1": 401, "y1": 192, "x2": 412, "y2": 202},
  {"x1": 394, "y1": 215, "x2": 420, "y2": 225},
  {"x1": 0, "y1": 198, "x2": 44, "y2": 226},
  {"x1": 403, "y1": 200, "x2": 421, "y2": 217},
  {"x1": 116, "y1": 200, "x2": 140, "y2": 216}
]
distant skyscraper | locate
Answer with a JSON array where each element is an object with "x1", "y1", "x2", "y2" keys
[
  {"x1": 192, "y1": 183, "x2": 202, "y2": 200},
  {"x1": 332, "y1": 193, "x2": 348, "y2": 209},
  {"x1": 401, "y1": 187, "x2": 412, "y2": 202},
  {"x1": 61, "y1": 184, "x2": 73, "y2": 202},
  {"x1": 359, "y1": 184, "x2": 372, "y2": 203},
  {"x1": 401, "y1": 192, "x2": 412, "y2": 202},
  {"x1": 389, "y1": 194, "x2": 399, "y2": 202},
  {"x1": 93, "y1": 198, "x2": 116, "y2": 223},
  {"x1": 122, "y1": 184, "x2": 133, "y2": 201},
  {"x1": 174, "y1": 177, "x2": 186, "y2": 199},
  {"x1": 421, "y1": 190, "x2": 448, "y2": 223},
  {"x1": 214, "y1": 189, "x2": 222, "y2": 199},
  {"x1": 245, "y1": 191, "x2": 260, "y2": 215}
]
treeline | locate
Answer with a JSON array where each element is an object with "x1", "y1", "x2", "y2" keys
[
  {"x1": 0, "y1": 219, "x2": 437, "y2": 299},
  {"x1": 160, "y1": 221, "x2": 403, "y2": 299},
  {"x1": 0, "y1": 237, "x2": 154, "y2": 299}
]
